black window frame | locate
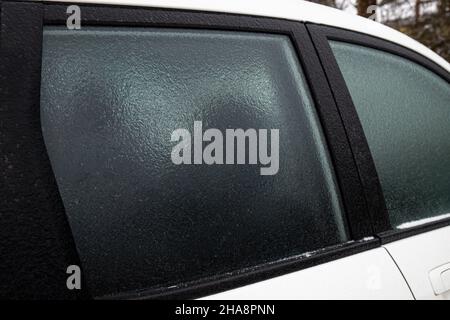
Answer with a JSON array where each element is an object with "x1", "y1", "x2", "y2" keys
[
  {"x1": 307, "y1": 24, "x2": 450, "y2": 245},
  {"x1": 0, "y1": 1, "x2": 392, "y2": 299}
]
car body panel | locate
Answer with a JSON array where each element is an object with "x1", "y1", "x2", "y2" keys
[
  {"x1": 201, "y1": 248, "x2": 414, "y2": 299},
  {"x1": 384, "y1": 226, "x2": 450, "y2": 300}
]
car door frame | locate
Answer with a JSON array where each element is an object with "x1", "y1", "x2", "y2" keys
[{"x1": 0, "y1": 0, "x2": 414, "y2": 299}]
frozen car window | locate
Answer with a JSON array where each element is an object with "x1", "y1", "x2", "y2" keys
[
  {"x1": 330, "y1": 41, "x2": 450, "y2": 229},
  {"x1": 41, "y1": 27, "x2": 348, "y2": 297}
]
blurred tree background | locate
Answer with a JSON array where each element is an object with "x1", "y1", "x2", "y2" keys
[{"x1": 308, "y1": 0, "x2": 450, "y2": 61}]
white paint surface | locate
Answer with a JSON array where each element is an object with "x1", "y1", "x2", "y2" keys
[
  {"x1": 41, "y1": 0, "x2": 450, "y2": 73},
  {"x1": 384, "y1": 226, "x2": 450, "y2": 300},
  {"x1": 201, "y1": 248, "x2": 413, "y2": 300}
]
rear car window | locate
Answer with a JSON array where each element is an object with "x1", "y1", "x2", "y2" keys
[{"x1": 41, "y1": 27, "x2": 348, "y2": 297}]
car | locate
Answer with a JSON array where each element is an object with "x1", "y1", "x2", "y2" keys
[{"x1": 0, "y1": 0, "x2": 449, "y2": 300}]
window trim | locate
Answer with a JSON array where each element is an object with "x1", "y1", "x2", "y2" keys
[
  {"x1": 1, "y1": 1, "x2": 380, "y2": 299},
  {"x1": 307, "y1": 24, "x2": 450, "y2": 243},
  {"x1": 104, "y1": 239, "x2": 379, "y2": 300},
  {"x1": 0, "y1": 1, "x2": 88, "y2": 299}
]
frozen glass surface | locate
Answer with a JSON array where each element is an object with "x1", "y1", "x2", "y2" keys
[
  {"x1": 41, "y1": 27, "x2": 348, "y2": 297},
  {"x1": 331, "y1": 41, "x2": 450, "y2": 229}
]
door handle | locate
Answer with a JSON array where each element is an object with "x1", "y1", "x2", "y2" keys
[{"x1": 429, "y1": 263, "x2": 450, "y2": 295}]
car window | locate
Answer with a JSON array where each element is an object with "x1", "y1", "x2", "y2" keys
[
  {"x1": 330, "y1": 41, "x2": 450, "y2": 229},
  {"x1": 41, "y1": 26, "x2": 349, "y2": 297}
]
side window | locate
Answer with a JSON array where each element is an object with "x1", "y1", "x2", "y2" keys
[
  {"x1": 330, "y1": 41, "x2": 450, "y2": 229},
  {"x1": 41, "y1": 27, "x2": 349, "y2": 297}
]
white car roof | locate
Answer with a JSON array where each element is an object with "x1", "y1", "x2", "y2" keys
[{"x1": 44, "y1": 0, "x2": 450, "y2": 73}]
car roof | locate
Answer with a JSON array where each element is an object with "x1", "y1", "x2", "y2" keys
[{"x1": 43, "y1": 0, "x2": 450, "y2": 73}]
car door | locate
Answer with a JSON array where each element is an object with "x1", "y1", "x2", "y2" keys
[
  {"x1": 308, "y1": 24, "x2": 450, "y2": 300},
  {"x1": 0, "y1": 1, "x2": 414, "y2": 299}
]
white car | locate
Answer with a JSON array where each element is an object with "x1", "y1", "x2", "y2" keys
[{"x1": 0, "y1": 0, "x2": 449, "y2": 300}]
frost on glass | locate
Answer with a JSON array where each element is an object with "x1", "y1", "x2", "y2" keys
[
  {"x1": 330, "y1": 41, "x2": 450, "y2": 229},
  {"x1": 41, "y1": 27, "x2": 348, "y2": 297}
]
